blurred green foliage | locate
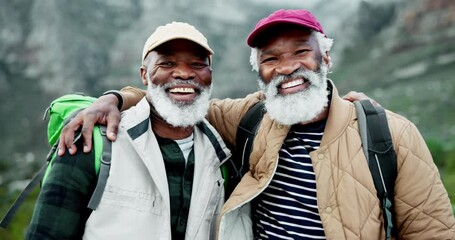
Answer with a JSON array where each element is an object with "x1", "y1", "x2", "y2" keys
[
  {"x1": 0, "y1": 187, "x2": 38, "y2": 240},
  {"x1": 438, "y1": 144, "x2": 455, "y2": 207}
]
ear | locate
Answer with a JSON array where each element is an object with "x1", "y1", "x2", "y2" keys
[
  {"x1": 323, "y1": 52, "x2": 330, "y2": 65},
  {"x1": 140, "y1": 66, "x2": 148, "y2": 86}
]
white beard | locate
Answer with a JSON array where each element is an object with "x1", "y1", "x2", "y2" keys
[
  {"x1": 146, "y1": 78, "x2": 211, "y2": 128},
  {"x1": 259, "y1": 64, "x2": 329, "y2": 126}
]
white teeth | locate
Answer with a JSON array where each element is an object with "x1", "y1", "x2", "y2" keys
[
  {"x1": 169, "y1": 88, "x2": 195, "y2": 93},
  {"x1": 281, "y1": 79, "x2": 304, "y2": 89}
]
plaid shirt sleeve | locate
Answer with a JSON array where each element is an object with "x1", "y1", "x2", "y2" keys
[{"x1": 26, "y1": 146, "x2": 97, "y2": 240}]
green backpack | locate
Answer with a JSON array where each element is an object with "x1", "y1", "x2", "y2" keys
[{"x1": 0, "y1": 93, "x2": 112, "y2": 228}]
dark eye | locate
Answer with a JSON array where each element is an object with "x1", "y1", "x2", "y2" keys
[
  {"x1": 191, "y1": 62, "x2": 208, "y2": 69},
  {"x1": 158, "y1": 61, "x2": 175, "y2": 68},
  {"x1": 260, "y1": 57, "x2": 277, "y2": 64},
  {"x1": 295, "y1": 49, "x2": 311, "y2": 55}
]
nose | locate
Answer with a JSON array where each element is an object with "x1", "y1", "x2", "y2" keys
[
  {"x1": 172, "y1": 63, "x2": 195, "y2": 80},
  {"x1": 275, "y1": 57, "x2": 301, "y2": 76}
]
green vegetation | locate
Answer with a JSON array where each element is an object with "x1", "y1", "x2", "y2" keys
[
  {"x1": 0, "y1": 188, "x2": 38, "y2": 240},
  {"x1": 437, "y1": 144, "x2": 455, "y2": 207}
]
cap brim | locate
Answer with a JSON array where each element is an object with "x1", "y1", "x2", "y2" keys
[{"x1": 143, "y1": 36, "x2": 214, "y2": 61}]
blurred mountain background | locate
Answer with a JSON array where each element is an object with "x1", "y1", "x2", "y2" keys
[{"x1": 1, "y1": 0, "x2": 454, "y2": 238}]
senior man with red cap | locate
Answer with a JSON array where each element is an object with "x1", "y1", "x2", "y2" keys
[
  {"x1": 211, "y1": 9, "x2": 454, "y2": 239},
  {"x1": 56, "y1": 9, "x2": 455, "y2": 240},
  {"x1": 26, "y1": 22, "x2": 231, "y2": 240}
]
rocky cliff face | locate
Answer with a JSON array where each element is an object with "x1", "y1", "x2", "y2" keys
[{"x1": 333, "y1": 0, "x2": 455, "y2": 142}]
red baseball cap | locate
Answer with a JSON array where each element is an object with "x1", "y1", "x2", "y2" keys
[{"x1": 247, "y1": 9, "x2": 325, "y2": 47}]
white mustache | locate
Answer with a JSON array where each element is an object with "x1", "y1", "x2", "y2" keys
[
  {"x1": 270, "y1": 69, "x2": 323, "y2": 89},
  {"x1": 162, "y1": 79, "x2": 205, "y2": 91}
]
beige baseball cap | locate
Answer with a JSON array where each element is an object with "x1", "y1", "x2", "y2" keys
[{"x1": 142, "y1": 22, "x2": 214, "y2": 63}]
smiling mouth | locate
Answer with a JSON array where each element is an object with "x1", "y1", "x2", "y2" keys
[
  {"x1": 280, "y1": 79, "x2": 305, "y2": 89},
  {"x1": 166, "y1": 86, "x2": 200, "y2": 103},
  {"x1": 277, "y1": 78, "x2": 309, "y2": 94},
  {"x1": 168, "y1": 87, "x2": 196, "y2": 94}
]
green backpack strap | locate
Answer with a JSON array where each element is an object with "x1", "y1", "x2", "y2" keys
[
  {"x1": 355, "y1": 100, "x2": 397, "y2": 240},
  {"x1": 87, "y1": 125, "x2": 112, "y2": 210},
  {"x1": 42, "y1": 108, "x2": 86, "y2": 183}
]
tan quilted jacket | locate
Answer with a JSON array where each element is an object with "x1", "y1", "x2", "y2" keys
[{"x1": 122, "y1": 82, "x2": 455, "y2": 239}]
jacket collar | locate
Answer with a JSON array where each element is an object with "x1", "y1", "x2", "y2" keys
[
  {"x1": 121, "y1": 97, "x2": 231, "y2": 163},
  {"x1": 320, "y1": 80, "x2": 353, "y2": 146}
]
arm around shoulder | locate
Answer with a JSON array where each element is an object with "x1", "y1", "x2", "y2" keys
[
  {"x1": 120, "y1": 86, "x2": 146, "y2": 111},
  {"x1": 207, "y1": 91, "x2": 263, "y2": 147}
]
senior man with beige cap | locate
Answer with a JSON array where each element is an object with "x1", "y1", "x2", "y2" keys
[{"x1": 26, "y1": 22, "x2": 231, "y2": 240}]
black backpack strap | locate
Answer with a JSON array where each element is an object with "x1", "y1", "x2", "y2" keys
[
  {"x1": 196, "y1": 121, "x2": 236, "y2": 198},
  {"x1": 355, "y1": 100, "x2": 397, "y2": 240},
  {"x1": 217, "y1": 101, "x2": 266, "y2": 198},
  {"x1": 196, "y1": 121, "x2": 229, "y2": 162},
  {"x1": 235, "y1": 101, "x2": 266, "y2": 176},
  {"x1": 87, "y1": 126, "x2": 112, "y2": 210}
]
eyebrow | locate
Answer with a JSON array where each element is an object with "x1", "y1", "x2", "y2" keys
[{"x1": 260, "y1": 39, "x2": 312, "y2": 57}]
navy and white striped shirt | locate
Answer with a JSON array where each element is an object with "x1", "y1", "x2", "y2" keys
[{"x1": 253, "y1": 120, "x2": 327, "y2": 239}]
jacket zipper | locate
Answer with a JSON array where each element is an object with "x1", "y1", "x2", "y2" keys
[{"x1": 190, "y1": 155, "x2": 229, "y2": 239}]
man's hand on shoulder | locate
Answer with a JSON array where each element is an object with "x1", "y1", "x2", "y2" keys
[
  {"x1": 58, "y1": 94, "x2": 121, "y2": 156},
  {"x1": 343, "y1": 91, "x2": 381, "y2": 107}
]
